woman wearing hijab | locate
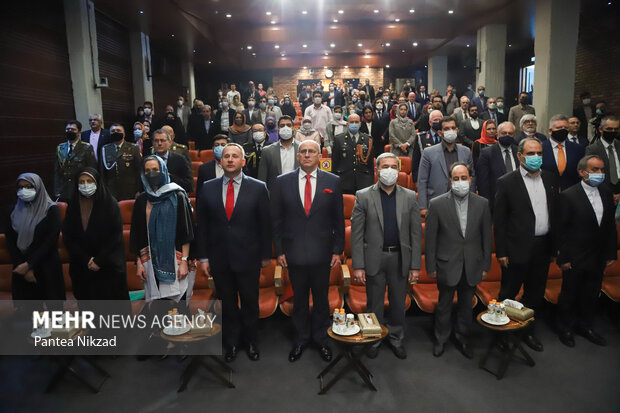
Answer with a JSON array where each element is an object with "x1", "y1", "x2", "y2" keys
[
  {"x1": 265, "y1": 116, "x2": 279, "y2": 144},
  {"x1": 389, "y1": 103, "x2": 416, "y2": 156},
  {"x1": 231, "y1": 95, "x2": 244, "y2": 112},
  {"x1": 325, "y1": 106, "x2": 347, "y2": 155},
  {"x1": 472, "y1": 119, "x2": 498, "y2": 169},
  {"x1": 6, "y1": 173, "x2": 64, "y2": 310},
  {"x1": 62, "y1": 167, "x2": 128, "y2": 301},
  {"x1": 295, "y1": 116, "x2": 321, "y2": 145},
  {"x1": 228, "y1": 111, "x2": 252, "y2": 145},
  {"x1": 130, "y1": 155, "x2": 194, "y2": 304}
]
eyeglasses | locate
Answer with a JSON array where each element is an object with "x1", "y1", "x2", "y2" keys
[{"x1": 299, "y1": 149, "x2": 318, "y2": 155}]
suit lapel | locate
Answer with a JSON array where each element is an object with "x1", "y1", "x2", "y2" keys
[
  {"x1": 215, "y1": 177, "x2": 229, "y2": 221},
  {"x1": 576, "y1": 182, "x2": 600, "y2": 226},
  {"x1": 308, "y1": 170, "x2": 325, "y2": 217},
  {"x1": 275, "y1": 142, "x2": 283, "y2": 173},
  {"x1": 229, "y1": 176, "x2": 247, "y2": 221},
  {"x1": 438, "y1": 146, "x2": 449, "y2": 179},
  {"x1": 445, "y1": 192, "x2": 463, "y2": 238},
  {"x1": 514, "y1": 170, "x2": 535, "y2": 216},
  {"x1": 464, "y1": 193, "x2": 476, "y2": 239},
  {"x1": 293, "y1": 141, "x2": 300, "y2": 168},
  {"x1": 371, "y1": 184, "x2": 384, "y2": 231},
  {"x1": 292, "y1": 168, "x2": 305, "y2": 214}
]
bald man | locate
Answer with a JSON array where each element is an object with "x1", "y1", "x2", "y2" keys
[{"x1": 332, "y1": 113, "x2": 375, "y2": 194}]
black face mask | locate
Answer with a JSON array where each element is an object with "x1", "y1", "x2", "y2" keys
[
  {"x1": 111, "y1": 132, "x2": 124, "y2": 142},
  {"x1": 551, "y1": 129, "x2": 568, "y2": 142},
  {"x1": 520, "y1": 98, "x2": 529, "y2": 105},
  {"x1": 498, "y1": 136, "x2": 515, "y2": 147},
  {"x1": 431, "y1": 121, "x2": 441, "y2": 131},
  {"x1": 65, "y1": 131, "x2": 78, "y2": 141},
  {"x1": 603, "y1": 131, "x2": 620, "y2": 143},
  {"x1": 145, "y1": 171, "x2": 161, "y2": 188}
]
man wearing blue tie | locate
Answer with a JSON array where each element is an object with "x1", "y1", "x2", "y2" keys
[{"x1": 481, "y1": 98, "x2": 507, "y2": 125}]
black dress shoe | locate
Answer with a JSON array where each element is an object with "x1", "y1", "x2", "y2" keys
[
  {"x1": 390, "y1": 343, "x2": 407, "y2": 359},
  {"x1": 575, "y1": 327, "x2": 607, "y2": 346},
  {"x1": 454, "y1": 339, "x2": 474, "y2": 359},
  {"x1": 288, "y1": 345, "x2": 304, "y2": 362},
  {"x1": 225, "y1": 345, "x2": 238, "y2": 362},
  {"x1": 319, "y1": 345, "x2": 333, "y2": 362},
  {"x1": 246, "y1": 343, "x2": 260, "y2": 361},
  {"x1": 523, "y1": 334, "x2": 544, "y2": 352},
  {"x1": 433, "y1": 342, "x2": 445, "y2": 357},
  {"x1": 559, "y1": 331, "x2": 575, "y2": 348},
  {"x1": 366, "y1": 346, "x2": 379, "y2": 359}
]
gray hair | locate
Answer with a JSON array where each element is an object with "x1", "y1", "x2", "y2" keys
[
  {"x1": 497, "y1": 121, "x2": 515, "y2": 134},
  {"x1": 577, "y1": 155, "x2": 603, "y2": 171},
  {"x1": 449, "y1": 161, "x2": 472, "y2": 177},
  {"x1": 376, "y1": 152, "x2": 398, "y2": 168},
  {"x1": 152, "y1": 128, "x2": 171, "y2": 141},
  {"x1": 601, "y1": 115, "x2": 619, "y2": 129},
  {"x1": 223, "y1": 142, "x2": 245, "y2": 158},
  {"x1": 298, "y1": 139, "x2": 321, "y2": 153},
  {"x1": 518, "y1": 137, "x2": 542, "y2": 154},
  {"x1": 548, "y1": 114, "x2": 568, "y2": 129},
  {"x1": 89, "y1": 113, "x2": 102, "y2": 121},
  {"x1": 520, "y1": 114, "x2": 537, "y2": 128}
]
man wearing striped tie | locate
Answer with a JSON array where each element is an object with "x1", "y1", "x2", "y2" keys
[{"x1": 541, "y1": 114, "x2": 585, "y2": 191}]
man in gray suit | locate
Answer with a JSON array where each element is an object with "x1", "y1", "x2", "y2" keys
[
  {"x1": 351, "y1": 152, "x2": 422, "y2": 359},
  {"x1": 418, "y1": 116, "x2": 474, "y2": 215},
  {"x1": 257, "y1": 115, "x2": 299, "y2": 190},
  {"x1": 452, "y1": 96, "x2": 470, "y2": 126},
  {"x1": 175, "y1": 95, "x2": 191, "y2": 131},
  {"x1": 425, "y1": 162, "x2": 492, "y2": 358}
]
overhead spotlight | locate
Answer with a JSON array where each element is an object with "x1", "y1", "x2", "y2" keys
[
  {"x1": 302, "y1": 10, "x2": 308, "y2": 15},
  {"x1": 281, "y1": 53, "x2": 286, "y2": 57},
  {"x1": 252, "y1": 53, "x2": 256, "y2": 56},
  {"x1": 193, "y1": 49, "x2": 196, "y2": 53},
  {"x1": 324, "y1": 66, "x2": 328, "y2": 69},
  {"x1": 270, "y1": 20, "x2": 276, "y2": 24},
  {"x1": 401, "y1": 49, "x2": 406, "y2": 53},
  {"x1": 303, "y1": 66, "x2": 307, "y2": 69},
  {"x1": 409, "y1": 9, "x2": 415, "y2": 13},
  {"x1": 226, "y1": 13, "x2": 232, "y2": 18},
  {"x1": 139, "y1": 10, "x2": 144, "y2": 14},
  {"x1": 448, "y1": 10, "x2": 454, "y2": 14},
  {"x1": 413, "y1": 42, "x2": 418, "y2": 46},
  {"x1": 171, "y1": 34, "x2": 175, "y2": 37},
  {"x1": 302, "y1": 44, "x2": 308, "y2": 48},
  {"x1": 247, "y1": 45, "x2": 252, "y2": 50},
  {"x1": 373, "y1": 9, "x2": 379, "y2": 13},
  {"x1": 466, "y1": 44, "x2": 470, "y2": 48},
  {"x1": 338, "y1": 10, "x2": 344, "y2": 14},
  {"x1": 385, "y1": 43, "x2": 390, "y2": 47},
  {"x1": 265, "y1": 11, "x2": 272, "y2": 16},
  {"x1": 394, "y1": 18, "x2": 400, "y2": 22},
  {"x1": 386, "y1": 65, "x2": 390, "y2": 68},
  {"x1": 208, "y1": 61, "x2": 212, "y2": 64},
  {"x1": 344, "y1": 65, "x2": 349, "y2": 68},
  {"x1": 330, "y1": 43, "x2": 335, "y2": 48},
  {"x1": 333, "y1": 19, "x2": 338, "y2": 23},
  {"x1": 365, "y1": 65, "x2": 369, "y2": 68},
  {"x1": 325, "y1": 52, "x2": 329, "y2": 56},
  {"x1": 358, "y1": 43, "x2": 363, "y2": 47},
  {"x1": 275, "y1": 44, "x2": 280, "y2": 49}
]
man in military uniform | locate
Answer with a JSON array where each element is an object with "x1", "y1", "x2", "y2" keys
[
  {"x1": 54, "y1": 120, "x2": 96, "y2": 201},
  {"x1": 412, "y1": 109, "x2": 444, "y2": 182},
  {"x1": 332, "y1": 113, "x2": 374, "y2": 194},
  {"x1": 154, "y1": 125, "x2": 191, "y2": 166},
  {"x1": 100, "y1": 123, "x2": 142, "y2": 201}
]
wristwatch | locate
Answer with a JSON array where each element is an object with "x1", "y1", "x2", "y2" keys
[{"x1": 181, "y1": 256, "x2": 188, "y2": 262}]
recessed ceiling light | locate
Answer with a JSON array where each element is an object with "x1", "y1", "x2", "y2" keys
[
  {"x1": 247, "y1": 45, "x2": 252, "y2": 50},
  {"x1": 325, "y1": 52, "x2": 329, "y2": 56},
  {"x1": 344, "y1": 65, "x2": 349, "y2": 68},
  {"x1": 385, "y1": 43, "x2": 390, "y2": 47},
  {"x1": 466, "y1": 44, "x2": 470, "y2": 47},
  {"x1": 364, "y1": 54, "x2": 370, "y2": 58},
  {"x1": 394, "y1": 18, "x2": 400, "y2": 22},
  {"x1": 365, "y1": 65, "x2": 369, "y2": 68},
  {"x1": 386, "y1": 65, "x2": 390, "y2": 68},
  {"x1": 401, "y1": 49, "x2": 406, "y2": 53},
  {"x1": 275, "y1": 44, "x2": 280, "y2": 49},
  {"x1": 208, "y1": 61, "x2": 212, "y2": 64},
  {"x1": 388, "y1": 25, "x2": 395, "y2": 28},
  {"x1": 302, "y1": 10, "x2": 308, "y2": 15},
  {"x1": 324, "y1": 66, "x2": 328, "y2": 69},
  {"x1": 302, "y1": 44, "x2": 308, "y2": 48},
  {"x1": 303, "y1": 66, "x2": 307, "y2": 69},
  {"x1": 333, "y1": 19, "x2": 338, "y2": 23},
  {"x1": 330, "y1": 26, "x2": 338, "y2": 29},
  {"x1": 139, "y1": 10, "x2": 144, "y2": 14},
  {"x1": 330, "y1": 43, "x2": 335, "y2": 48},
  {"x1": 323, "y1": 56, "x2": 329, "y2": 59},
  {"x1": 424, "y1": 65, "x2": 427, "y2": 68},
  {"x1": 373, "y1": 9, "x2": 379, "y2": 13},
  {"x1": 171, "y1": 34, "x2": 175, "y2": 37},
  {"x1": 448, "y1": 10, "x2": 454, "y2": 14},
  {"x1": 413, "y1": 42, "x2": 418, "y2": 46},
  {"x1": 252, "y1": 53, "x2": 256, "y2": 56},
  {"x1": 338, "y1": 10, "x2": 344, "y2": 14},
  {"x1": 193, "y1": 49, "x2": 196, "y2": 53},
  {"x1": 265, "y1": 11, "x2": 272, "y2": 16},
  {"x1": 409, "y1": 9, "x2": 415, "y2": 13},
  {"x1": 508, "y1": 44, "x2": 512, "y2": 47},
  {"x1": 281, "y1": 53, "x2": 285, "y2": 56},
  {"x1": 271, "y1": 27, "x2": 279, "y2": 30},
  {"x1": 358, "y1": 43, "x2": 363, "y2": 47},
  {"x1": 226, "y1": 13, "x2": 232, "y2": 18},
  {"x1": 270, "y1": 20, "x2": 276, "y2": 24}
]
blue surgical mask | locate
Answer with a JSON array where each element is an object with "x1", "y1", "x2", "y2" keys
[
  {"x1": 587, "y1": 173, "x2": 605, "y2": 187},
  {"x1": 220, "y1": 102, "x2": 228, "y2": 109},
  {"x1": 348, "y1": 124, "x2": 360, "y2": 134},
  {"x1": 259, "y1": 102, "x2": 267, "y2": 110},
  {"x1": 268, "y1": 99, "x2": 275, "y2": 105},
  {"x1": 524, "y1": 155, "x2": 542, "y2": 171},
  {"x1": 213, "y1": 145, "x2": 224, "y2": 160},
  {"x1": 133, "y1": 129, "x2": 143, "y2": 139}
]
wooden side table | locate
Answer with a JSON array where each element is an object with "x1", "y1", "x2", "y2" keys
[
  {"x1": 317, "y1": 324, "x2": 388, "y2": 395},
  {"x1": 476, "y1": 311, "x2": 536, "y2": 380}
]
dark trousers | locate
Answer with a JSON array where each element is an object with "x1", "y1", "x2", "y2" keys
[
  {"x1": 366, "y1": 251, "x2": 407, "y2": 347},
  {"x1": 213, "y1": 268, "x2": 260, "y2": 348},
  {"x1": 288, "y1": 263, "x2": 330, "y2": 347},
  {"x1": 557, "y1": 265, "x2": 605, "y2": 332},
  {"x1": 435, "y1": 270, "x2": 475, "y2": 345}
]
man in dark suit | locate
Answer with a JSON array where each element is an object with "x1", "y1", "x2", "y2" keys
[
  {"x1": 567, "y1": 117, "x2": 588, "y2": 147},
  {"x1": 573, "y1": 92, "x2": 595, "y2": 139},
  {"x1": 515, "y1": 114, "x2": 547, "y2": 144},
  {"x1": 426, "y1": 162, "x2": 492, "y2": 358},
  {"x1": 196, "y1": 135, "x2": 229, "y2": 196},
  {"x1": 243, "y1": 81, "x2": 261, "y2": 105},
  {"x1": 188, "y1": 105, "x2": 218, "y2": 150},
  {"x1": 585, "y1": 115, "x2": 620, "y2": 204},
  {"x1": 415, "y1": 85, "x2": 429, "y2": 106},
  {"x1": 323, "y1": 83, "x2": 344, "y2": 109},
  {"x1": 152, "y1": 129, "x2": 193, "y2": 193},
  {"x1": 476, "y1": 121, "x2": 519, "y2": 211},
  {"x1": 494, "y1": 137, "x2": 558, "y2": 352},
  {"x1": 141, "y1": 101, "x2": 163, "y2": 131},
  {"x1": 332, "y1": 114, "x2": 374, "y2": 194},
  {"x1": 257, "y1": 116, "x2": 299, "y2": 190},
  {"x1": 299, "y1": 85, "x2": 313, "y2": 115},
  {"x1": 541, "y1": 114, "x2": 585, "y2": 191},
  {"x1": 416, "y1": 96, "x2": 446, "y2": 132},
  {"x1": 405, "y1": 92, "x2": 422, "y2": 124},
  {"x1": 480, "y1": 98, "x2": 507, "y2": 125},
  {"x1": 243, "y1": 123, "x2": 270, "y2": 179},
  {"x1": 362, "y1": 79, "x2": 375, "y2": 102},
  {"x1": 411, "y1": 110, "x2": 443, "y2": 183},
  {"x1": 81, "y1": 113, "x2": 110, "y2": 161},
  {"x1": 272, "y1": 140, "x2": 345, "y2": 362},
  {"x1": 457, "y1": 105, "x2": 483, "y2": 148},
  {"x1": 197, "y1": 143, "x2": 272, "y2": 362},
  {"x1": 470, "y1": 86, "x2": 488, "y2": 115},
  {"x1": 556, "y1": 155, "x2": 616, "y2": 348},
  {"x1": 214, "y1": 99, "x2": 237, "y2": 134},
  {"x1": 243, "y1": 98, "x2": 260, "y2": 126}
]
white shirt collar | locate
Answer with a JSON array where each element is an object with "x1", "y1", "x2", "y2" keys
[
  {"x1": 520, "y1": 165, "x2": 540, "y2": 179},
  {"x1": 602, "y1": 139, "x2": 614, "y2": 150},
  {"x1": 299, "y1": 168, "x2": 318, "y2": 180},
  {"x1": 223, "y1": 172, "x2": 243, "y2": 184},
  {"x1": 581, "y1": 180, "x2": 599, "y2": 195},
  {"x1": 550, "y1": 139, "x2": 562, "y2": 149}
]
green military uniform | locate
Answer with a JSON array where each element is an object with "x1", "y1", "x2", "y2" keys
[
  {"x1": 332, "y1": 131, "x2": 375, "y2": 194},
  {"x1": 101, "y1": 141, "x2": 143, "y2": 201},
  {"x1": 152, "y1": 142, "x2": 190, "y2": 166},
  {"x1": 54, "y1": 139, "x2": 97, "y2": 201}
]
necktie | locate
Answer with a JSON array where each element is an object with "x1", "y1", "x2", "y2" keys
[
  {"x1": 608, "y1": 146, "x2": 619, "y2": 184},
  {"x1": 304, "y1": 174, "x2": 312, "y2": 215},
  {"x1": 225, "y1": 179, "x2": 235, "y2": 220},
  {"x1": 557, "y1": 144, "x2": 566, "y2": 175},
  {"x1": 492, "y1": 112, "x2": 496, "y2": 122},
  {"x1": 68, "y1": 144, "x2": 73, "y2": 156},
  {"x1": 504, "y1": 149, "x2": 513, "y2": 172}
]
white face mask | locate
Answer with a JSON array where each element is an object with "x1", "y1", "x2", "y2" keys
[
  {"x1": 177, "y1": 100, "x2": 183, "y2": 106},
  {"x1": 143, "y1": 108, "x2": 152, "y2": 116},
  {"x1": 248, "y1": 101, "x2": 255, "y2": 108},
  {"x1": 376, "y1": 103, "x2": 383, "y2": 110},
  {"x1": 302, "y1": 123, "x2": 312, "y2": 130},
  {"x1": 17, "y1": 188, "x2": 36, "y2": 202},
  {"x1": 451, "y1": 180, "x2": 470, "y2": 198},
  {"x1": 334, "y1": 113, "x2": 343, "y2": 120},
  {"x1": 78, "y1": 183, "x2": 97, "y2": 198},
  {"x1": 378, "y1": 167, "x2": 399, "y2": 186},
  {"x1": 488, "y1": 103, "x2": 496, "y2": 110},
  {"x1": 582, "y1": 98, "x2": 591, "y2": 106},
  {"x1": 253, "y1": 131, "x2": 265, "y2": 143},
  {"x1": 497, "y1": 102, "x2": 504, "y2": 108},
  {"x1": 279, "y1": 126, "x2": 293, "y2": 140},
  {"x1": 144, "y1": 126, "x2": 150, "y2": 133},
  {"x1": 442, "y1": 130, "x2": 458, "y2": 144},
  {"x1": 314, "y1": 97, "x2": 322, "y2": 105}
]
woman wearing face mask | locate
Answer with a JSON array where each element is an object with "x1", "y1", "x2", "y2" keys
[
  {"x1": 228, "y1": 111, "x2": 252, "y2": 145},
  {"x1": 133, "y1": 121, "x2": 146, "y2": 150},
  {"x1": 280, "y1": 95, "x2": 297, "y2": 119},
  {"x1": 472, "y1": 119, "x2": 498, "y2": 170},
  {"x1": 295, "y1": 116, "x2": 321, "y2": 145},
  {"x1": 130, "y1": 155, "x2": 195, "y2": 304},
  {"x1": 141, "y1": 120, "x2": 152, "y2": 156},
  {"x1": 325, "y1": 106, "x2": 347, "y2": 155},
  {"x1": 231, "y1": 94, "x2": 244, "y2": 112},
  {"x1": 345, "y1": 104, "x2": 358, "y2": 121},
  {"x1": 136, "y1": 106, "x2": 145, "y2": 122},
  {"x1": 62, "y1": 168, "x2": 129, "y2": 301},
  {"x1": 265, "y1": 116, "x2": 279, "y2": 144},
  {"x1": 6, "y1": 173, "x2": 65, "y2": 314},
  {"x1": 389, "y1": 103, "x2": 416, "y2": 156}
]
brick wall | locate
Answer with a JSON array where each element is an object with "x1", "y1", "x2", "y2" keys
[{"x1": 273, "y1": 68, "x2": 384, "y2": 100}]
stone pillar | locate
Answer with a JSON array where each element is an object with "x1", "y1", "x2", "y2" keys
[
  {"x1": 533, "y1": 0, "x2": 580, "y2": 133},
  {"x1": 63, "y1": 0, "x2": 103, "y2": 125},
  {"x1": 476, "y1": 24, "x2": 507, "y2": 99},
  {"x1": 129, "y1": 31, "x2": 154, "y2": 109},
  {"x1": 181, "y1": 59, "x2": 196, "y2": 103},
  {"x1": 428, "y1": 55, "x2": 448, "y2": 94}
]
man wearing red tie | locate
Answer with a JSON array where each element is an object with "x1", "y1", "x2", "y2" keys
[
  {"x1": 272, "y1": 140, "x2": 345, "y2": 362},
  {"x1": 197, "y1": 143, "x2": 272, "y2": 362}
]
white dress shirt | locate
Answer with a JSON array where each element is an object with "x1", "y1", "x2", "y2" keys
[
  {"x1": 470, "y1": 119, "x2": 480, "y2": 130},
  {"x1": 279, "y1": 142, "x2": 295, "y2": 174},
  {"x1": 550, "y1": 138, "x2": 564, "y2": 166},
  {"x1": 222, "y1": 172, "x2": 243, "y2": 207},
  {"x1": 365, "y1": 122, "x2": 372, "y2": 136},
  {"x1": 568, "y1": 133, "x2": 579, "y2": 145},
  {"x1": 519, "y1": 166, "x2": 549, "y2": 236},
  {"x1": 304, "y1": 104, "x2": 333, "y2": 139},
  {"x1": 220, "y1": 111, "x2": 230, "y2": 131},
  {"x1": 298, "y1": 168, "x2": 317, "y2": 207},
  {"x1": 89, "y1": 130, "x2": 101, "y2": 159},
  {"x1": 215, "y1": 161, "x2": 224, "y2": 178},
  {"x1": 581, "y1": 180, "x2": 603, "y2": 226}
]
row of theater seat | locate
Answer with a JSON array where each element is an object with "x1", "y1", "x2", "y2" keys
[{"x1": 1, "y1": 196, "x2": 618, "y2": 318}]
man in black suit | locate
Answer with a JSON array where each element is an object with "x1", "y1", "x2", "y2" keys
[
  {"x1": 362, "y1": 79, "x2": 375, "y2": 102},
  {"x1": 541, "y1": 114, "x2": 585, "y2": 191},
  {"x1": 567, "y1": 117, "x2": 588, "y2": 148},
  {"x1": 214, "y1": 98, "x2": 237, "y2": 134},
  {"x1": 556, "y1": 155, "x2": 616, "y2": 348},
  {"x1": 573, "y1": 91, "x2": 595, "y2": 139},
  {"x1": 243, "y1": 123, "x2": 270, "y2": 179},
  {"x1": 196, "y1": 134, "x2": 228, "y2": 196},
  {"x1": 494, "y1": 137, "x2": 558, "y2": 352},
  {"x1": 457, "y1": 105, "x2": 483, "y2": 148},
  {"x1": 257, "y1": 116, "x2": 299, "y2": 190},
  {"x1": 187, "y1": 105, "x2": 217, "y2": 150},
  {"x1": 272, "y1": 140, "x2": 345, "y2": 362},
  {"x1": 415, "y1": 85, "x2": 429, "y2": 106},
  {"x1": 141, "y1": 101, "x2": 163, "y2": 131},
  {"x1": 515, "y1": 114, "x2": 547, "y2": 144},
  {"x1": 585, "y1": 115, "x2": 620, "y2": 204},
  {"x1": 243, "y1": 81, "x2": 261, "y2": 105},
  {"x1": 476, "y1": 121, "x2": 519, "y2": 211},
  {"x1": 299, "y1": 85, "x2": 313, "y2": 115},
  {"x1": 411, "y1": 110, "x2": 443, "y2": 183},
  {"x1": 243, "y1": 98, "x2": 260, "y2": 126},
  {"x1": 197, "y1": 143, "x2": 272, "y2": 362},
  {"x1": 152, "y1": 129, "x2": 193, "y2": 193},
  {"x1": 416, "y1": 96, "x2": 446, "y2": 132},
  {"x1": 480, "y1": 98, "x2": 507, "y2": 125},
  {"x1": 405, "y1": 92, "x2": 422, "y2": 124},
  {"x1": 81, "y1": 113, "x2": 110, "y2": 161},
  {"x1": 323, "y1": 83, "x2": 344, "y2": 110}
]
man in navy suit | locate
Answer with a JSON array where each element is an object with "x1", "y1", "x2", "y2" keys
[
  {"x1": 80, "y1": 113, "x2": 110, "y2": 161},
  {"x1": 541, "y1": 115, "x2": 585, "y2": 191},
  {"x1": 197, "y1": 143, "x2": 272, "y2": 362},
  {"x1": 476, "y1": 121, "x2": 519, "y2": 211},
  {"x1": 272, "y1": 140, "x2": 345, "y2": 362},
  {"x1": 567, "y1": 116, "x2": 589, "y2": 148},
  {"x1": 187, "y1": 105, "x2": 218, "y2": 150},
  {"x1": 196, "y1": 135, "x2": 229, "y2": 196}
]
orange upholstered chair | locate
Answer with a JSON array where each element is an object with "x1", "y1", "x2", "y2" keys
[
  {"x1": 56, "y1": 202, "x2": 68, "y2": 221},
  {"x1": 200, "y1": 150, "x2": 215, "y2": 163},
  {"x1": 118, "y1": 199, "x2": 135, "y2": 230},
  {"x1": 189, "y1": 149, "x2": 199, "y2": 162},
  {"x1": 191, "y1": 161, "x2": 201, "y2": 177},
  {"x1": 397, "y1": 172, "x2": 408, "y2": 187},
  {"x1": 384, "y1": 144, "x2": 391, "y2": 153},
  {"x1": 475, "y1": 254, "x2": 523, "y2": 306},
  {"x1": 343, "y1": 194, "x2": 355, "y2": 228},
  {"x1": 398, "y1": 156, "x2": 412, "y2": 174}
]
